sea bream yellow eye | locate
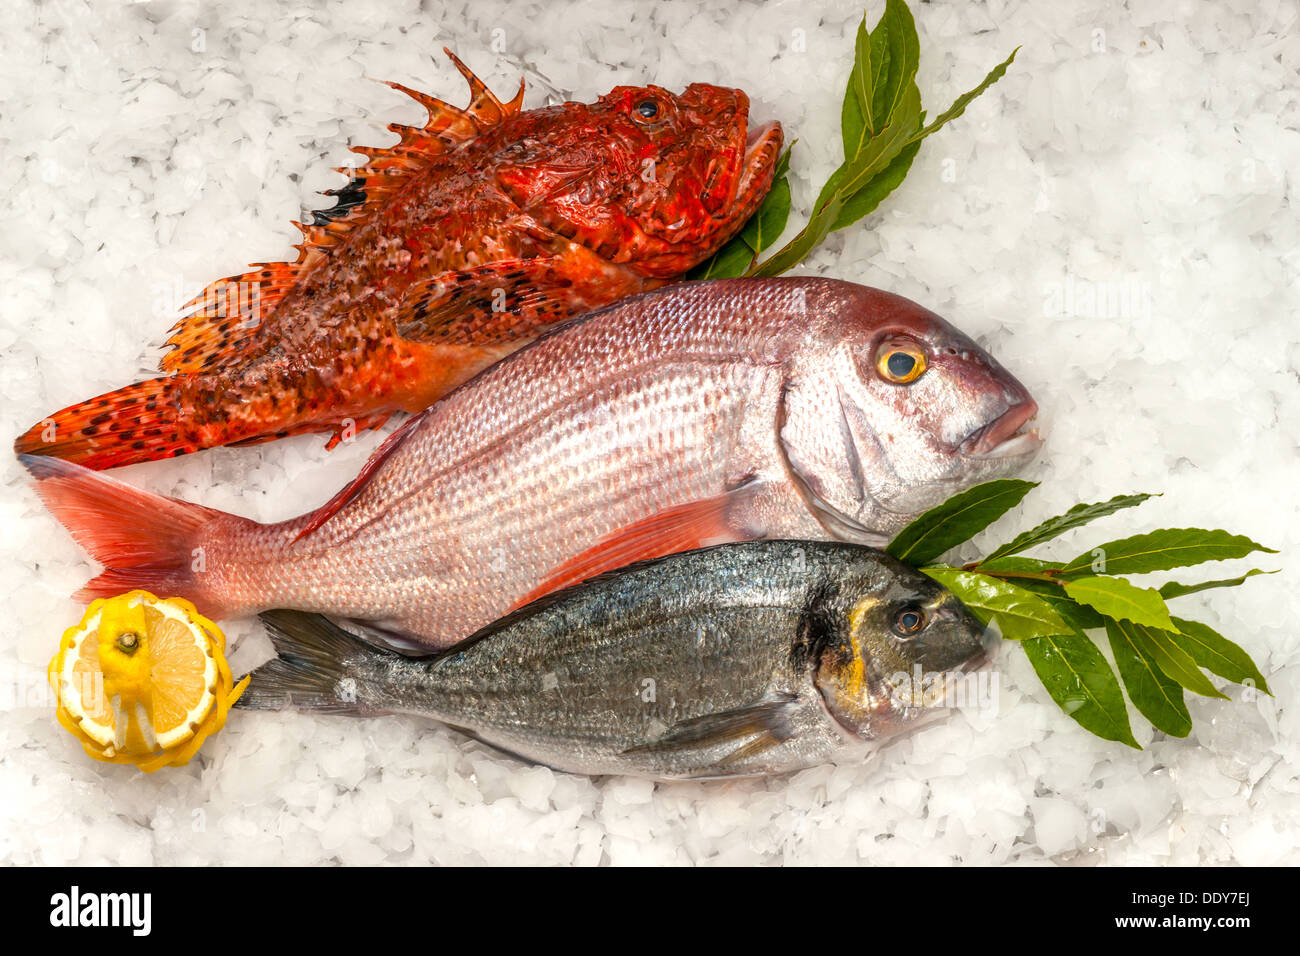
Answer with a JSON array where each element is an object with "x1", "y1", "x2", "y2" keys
[{"x1": 875, "y1": 338, "x2": 927, "y2": 384}]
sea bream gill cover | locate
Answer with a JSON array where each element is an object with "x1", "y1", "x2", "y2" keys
[
  {"x1": 15, "y1": 50, "x2": 783, "y2": 470},
  {"x1": 22, "y1": 278, "x2": 1040, "y2": 651}
]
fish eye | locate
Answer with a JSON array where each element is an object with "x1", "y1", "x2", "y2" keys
[
  {"x1": 633, "y1": 98, "x2": 661, "y2": 121},
  {"x1": 874, "y1": 337, "x2": 927, "y2": 385},
  {"x1": 892, "y1": 604, "x2": 926, "y2": 638}
]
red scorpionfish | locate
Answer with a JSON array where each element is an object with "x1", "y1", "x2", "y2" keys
[{"x1": 16, "y1": 50, "x2": 783, "y2": 470}]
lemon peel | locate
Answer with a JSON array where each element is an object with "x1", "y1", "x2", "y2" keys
[{"x1": 47, "y1": 591, "x2": 248, "y2": 772}]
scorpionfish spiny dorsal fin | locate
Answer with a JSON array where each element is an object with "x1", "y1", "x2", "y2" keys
[{"x1": 159, "y1": 50, "x2": 525, "y2": 376}]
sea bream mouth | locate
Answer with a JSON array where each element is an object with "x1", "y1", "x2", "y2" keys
[
  {"x1": 959, "y1": 399, "x2": 1042, "y2": 460},
  {"x1": 818, "y1": 634, "x2": 993, "y2": 745}
]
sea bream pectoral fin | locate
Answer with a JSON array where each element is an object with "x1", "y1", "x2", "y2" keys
[
  {"x1": 620, "y1": 693, "x2": 800, "y2": 769},
  {"x1": 509, "y1": 484, "x2": 763, "y2": 609}
]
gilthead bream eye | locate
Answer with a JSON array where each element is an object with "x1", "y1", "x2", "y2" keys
[
  {"x1": 893, "y1": 605, "x2": 925, "y2": 637},
  {"x1": 635, "y1": 99, "x2": 660, "y2": 120}
]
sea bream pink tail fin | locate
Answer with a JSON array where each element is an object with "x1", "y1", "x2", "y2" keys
[{"x1": 19, "y1": 454, "x2": 234, "y2": 611}]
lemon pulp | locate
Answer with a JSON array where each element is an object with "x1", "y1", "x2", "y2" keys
[{"x1": 48, "y1": 591, "x2": 247, "y2": 771}]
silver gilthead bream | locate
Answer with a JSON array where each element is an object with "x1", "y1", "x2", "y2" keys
[{"x1": 239, "y1": 541, "x2": 992, "y2": 780}]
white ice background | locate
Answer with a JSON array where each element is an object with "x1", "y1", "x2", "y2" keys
[{"x1": 1, "y1": 0, "x2": 1297, "y2": 865}]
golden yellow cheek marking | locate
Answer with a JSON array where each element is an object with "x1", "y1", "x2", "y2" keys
[{"x1": 841, "y1": 595, "x2": 881, "y2": 701}]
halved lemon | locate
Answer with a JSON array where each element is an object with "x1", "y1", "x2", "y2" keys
[{"x1": 48, "y1": 591, "x2": 249, "y2": 772}]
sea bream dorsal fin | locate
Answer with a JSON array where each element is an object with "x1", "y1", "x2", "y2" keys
[
  {"x1": 291, "y1": 406, "x2": 431, "y2": 543},
  {"x1": 159, "y1": 50, "x2": 526, "y2": 375}
]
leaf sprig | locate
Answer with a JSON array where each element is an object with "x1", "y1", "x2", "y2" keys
[
  {"x1": 886, "y1": 480, "x2": 1277, "y2": 748},
  {"x1": 690, "y1": 0, "x2": 1018, "y2": 280}
]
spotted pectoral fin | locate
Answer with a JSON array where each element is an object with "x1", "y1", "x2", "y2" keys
[
  {"x1": 396, "y1": 259, "x2": 584, "y2": 347},
  {"x1": 510, "y1": 485, "x2": 763, "y2": 610},
  {"x1": 621, "y1": 694, "x2": 800, "y2": 766},
  {"x1": 396, "y1": 245, "x2": 653, "y2": 348}
]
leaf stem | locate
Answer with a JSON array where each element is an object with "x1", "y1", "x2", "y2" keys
[{"x1": 963, "y1": 565, "x2": 1065, "y2": 584}]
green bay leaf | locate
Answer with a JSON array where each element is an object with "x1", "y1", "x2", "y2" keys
[
  {"x1": 910, "y1": 46, "x2": 1020, "y2": 143},
  {"x1": 841, "y1": 1, "x2": 918, "y2": 158},
  {"x1": 1170, "y1": 617, "x2": 1272, "y2": 694},
  {"x1": 739, "y1": 175, "x2": 791, "y2": 255},
  {"x1": 841, "y1": 16, "x2": 873, "y2": 158},
  {"x1": 996, "y1": 575, "x2": 1105, "y2": 631},
  {"x1": 1105, "y1": 620, "x2": 1194, "y2": 734},
  {"x1": 1061, "y1": 528, "x2": 1276, "y2": 576},
  {"x1": 835, "y1": 81, "x2": 921, "y2": 200},
  {"x1": 745, "y1": 2, "x2": 1013, "y2": 277},
  {"x1": 986, "y1": 493, "x2": 1156, "y2": 561},
  {"x1": 976, "y1": 556, "x2": 1058, "y2": 573},
  {"x1": 873, "y1": 0, "x2": 919, "y2": 130},
  {"x1": 1158, "y1": 569, "x2": 1275, "y2": 600},
  {"x1": 887, "y1": 479, "x2": 1037, "y2": 564},
  {"x1": 1111, "y1": 619, "x2": 1228, "y2": 700},
  {"x1": 1021, "y1": 630, "x2": 1139, "y2": 748},
  {"x1": 1061, "y1": 576, "x2": 1175, "y2": 631},
  {"x1": 830, "y1": 137, "x2": 921, "y2": 232},
  {"x1": 688, "y1": 237, "x2": 756, "y2": 280},
  {"x1": 751, "y1": 84, "x2": 921, "y2": 278},
  {"x1": 961, "y1": 558, "x2": 1102, "y2": 628}
]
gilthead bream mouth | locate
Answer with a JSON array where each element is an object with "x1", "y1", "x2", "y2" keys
[{"x1": 960, "y1": 399, "x2": 1041, "y2": 459}]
